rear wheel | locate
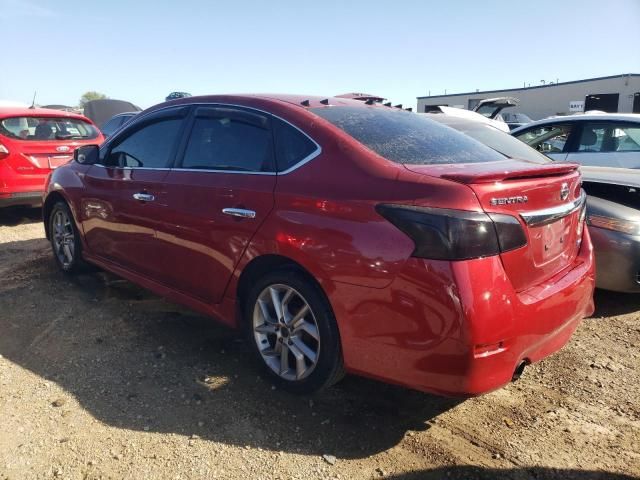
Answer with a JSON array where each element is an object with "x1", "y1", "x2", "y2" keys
[
  {"x1": 49, "y1": 201, "x2": 85, "y2": 274},
  {"x1": 245, "y1": 269, "x2": 344, "y2": 394}
]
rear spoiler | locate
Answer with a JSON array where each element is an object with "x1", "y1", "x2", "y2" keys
[{"x1": 441, "y1": 162, "x2": 579, "y2": 184}]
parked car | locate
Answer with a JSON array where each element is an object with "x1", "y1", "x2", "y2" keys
[
  {"x1": 0, "y1": 107, "x2": 103, "y2": 207},
  {"x1": 500, "y1": 112, "x2": 533, "y2": 130},
  {"x1": 42, "y1": 95, "x2": 594, "y2": 396},
  {"x1": 428, "y1": 113, "x2": 639, "y2": 293},
  {"x1": 100, "y1": 112, "x2": 138, "y2": 138},
  {"x1": 425, "y1": 113, "x2": 550, "y2": 164},
  {"x1": 424, "y1": 105, "x2": 511, "y2": 132},
  {"x1": 581, "y1": 167, "x2": 640, "y2": 292},
  {"x1": 512, "y1": 114, "x2": 640, "y2": 167},
  {"x1": 83, "y1": 99, "x2": 142, "y2": 130}
]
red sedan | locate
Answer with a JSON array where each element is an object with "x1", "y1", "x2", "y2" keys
[
  {"x1": 0, "y1": 107, "x2": 103, "y2": 207},
  {"x1": 42, "y1": 95, "x2": 595, "y2": 396}
]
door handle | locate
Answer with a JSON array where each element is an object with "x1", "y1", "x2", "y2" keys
[
  {"x1": 222, "y1": 208, "x2": 256, "y2": 219},
  {"x1": 133, "y1": 193, "x2": 155, "y2": 202}
]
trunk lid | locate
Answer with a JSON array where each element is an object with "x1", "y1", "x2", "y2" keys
[{"x1": 405, "y1": 160, "x2": 585, "y2": 292}]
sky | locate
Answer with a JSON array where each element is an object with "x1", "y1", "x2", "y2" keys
[{"x1": 1, "y1": 0, "x2": 639, "y2": 110}]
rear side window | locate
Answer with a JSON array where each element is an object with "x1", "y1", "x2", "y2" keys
[
  {"x1": 106, "y1": 118, "x2": 183, "y2": 168},
  {"x1": 182, "y1": 112, "x2": 273, "y2": 172},
  {"x1": 578, "y1": 123, "x2": 640, "y2": 153},
  {"x1": 273, "y1": 118, "x2": 317, "y2": 172},
  {"x1": 311, "y1": 107, "x2": 503, "y2": 164},
  {"x1": 0, "y1": 116, "x2": 99, "y2": 141}
]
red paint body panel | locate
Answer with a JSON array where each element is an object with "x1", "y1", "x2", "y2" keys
[
  {"x1": 43, "y1": 95, "x2": 595, "y2": 396},
  {"x1": 0, "y1": 107, "x2": 103, "y2": 206}
]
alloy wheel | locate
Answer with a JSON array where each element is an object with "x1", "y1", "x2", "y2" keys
[
  {"x1": 252, "y1": 283, "x2": 321, "y2": 381},
  {"x1": 52, "y1": 209, "x2": 75, "y2": 268}
]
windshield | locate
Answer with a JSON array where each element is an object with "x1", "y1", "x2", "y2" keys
[
  {"x1": 311, "y1": 106, "x2": 504, "y2": 165},
  {"x1": 434, "y1": 119, "x2": 550, "y2": 164},
  {"x1": 0, "y1": 116, "x2": 99, "y2": 141}
]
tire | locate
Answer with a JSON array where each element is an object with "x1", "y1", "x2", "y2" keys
[
  {"x1": 48, "y1": 201, "x2": 86, "y2": 274},
  {"x1": 244, "y1": 268, "x2": 345, "y2": 394}
]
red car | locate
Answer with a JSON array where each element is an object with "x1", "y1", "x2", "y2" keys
[
  {"x1": 42, "y1": 95, "x2": 595, "y2": 396},
  {"x1": 0, "y1": 107, "x2": 103, "y2": 207}
]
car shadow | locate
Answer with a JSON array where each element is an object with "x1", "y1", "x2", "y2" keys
[
  {"x1": 0, "y1": 205, "x2": 42, "y2": 226},
  {"x1": 591, "y1": 288, "x2": 640, "y2": 317},
  {"x1": 385, "y1": 466, "x2": 637, "y2": 480},
  {"x1": 0, "y1": 239, "x2": 462, "y2": 459}
]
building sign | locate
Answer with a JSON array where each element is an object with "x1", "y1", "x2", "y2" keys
[{"x1": 569, "y1": 100, "x2": 585, "y2": 112}]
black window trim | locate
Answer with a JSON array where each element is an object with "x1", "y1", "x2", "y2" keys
[
  {"x1": 99, "y1": 102, "x2": 321, "y2": 175},
  {"x1": 97, "y1": 105, "x2": 191, "y2": 170}
]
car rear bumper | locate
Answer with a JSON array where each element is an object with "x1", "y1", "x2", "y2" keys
[
  {"x1": 332, "y1": 229, "x2": 595, "y2": 397},
  {"x1": 0, "y1": 191, "x2": 43, "y2": 207},
  {"x1": 590, "y1": 226, "x2": 640, "y2": 292}
]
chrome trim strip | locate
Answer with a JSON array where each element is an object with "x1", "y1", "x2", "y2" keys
[
  {"x1": 101, "y1": 102, "x2": 322, "y2": 176},
  {"x1": 222, "y1": 208, "x2": 256, "y2": 219},
  {"x1": 520, "y1": 190, "x2": 586, "y2": 227}
]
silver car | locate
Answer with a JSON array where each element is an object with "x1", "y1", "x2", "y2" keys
[
  {"x1": 512, "y1": 114, "x2": 640, "y2": 168},
  {"x1": 428, "y1": 113, "x2": 640, "y2": 292}
]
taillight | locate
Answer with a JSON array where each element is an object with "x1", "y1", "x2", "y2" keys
[
  {"x1": 0, "y1": 143, "x2": 9, "y2": 160},
  {"x1": 376, "y1": 204, "x2": 527, "y2": 261}
]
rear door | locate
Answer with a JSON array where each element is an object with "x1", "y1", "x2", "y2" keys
[
  {"x1": 513, "y1": 122, "x2": 576, "y2": 161},
  {"x1": 158, "y1": 105, "x2": 277, "y2": 303},
  {"x1": 565, "y1": 121, "x2": 640, "y2": 168},
  {"x1": 82, "y1": 106, "x2": 189, "y2": 277}
]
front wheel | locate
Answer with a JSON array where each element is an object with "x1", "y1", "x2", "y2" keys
[
  {"x1": 49, "y1": 201, "x2": 85, "y2": 274},
  {"x1": 245, "y1": 269, "x2": 344, "y2": 394}
]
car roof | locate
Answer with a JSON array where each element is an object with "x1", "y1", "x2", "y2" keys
[
  {"x1": 0, "y1": 106, "x2": 90, "y2": 121},
  {"x1": 512, "y1": 113, "x2": 640, "y2": 133},
  {"x1": 153, "y1": 94, "x2": 382, "y2": 112}
]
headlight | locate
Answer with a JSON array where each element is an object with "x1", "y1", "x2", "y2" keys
[{"x1": 587, "y1": 214, "x2": 640, "y2": 235}]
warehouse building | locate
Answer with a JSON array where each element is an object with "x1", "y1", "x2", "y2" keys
[{"x1": 416, "y1": 73, "x2": 640, "y2": 120}]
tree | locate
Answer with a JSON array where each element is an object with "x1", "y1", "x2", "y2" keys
[{"x1": 79, "y1": 91, "x2": 107, "y2": 107}]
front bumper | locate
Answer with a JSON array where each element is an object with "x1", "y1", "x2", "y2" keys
[
  {"x1": 331, "y1": 229, "x2": 595, "y2": 397},
  {"x1": 590, "y1": 226, "x2": 640, "y2": 293}
]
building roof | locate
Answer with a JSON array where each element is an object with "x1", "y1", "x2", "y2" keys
[{"x1": 417, "y1": 73, "x2": 640, "y2": 100}]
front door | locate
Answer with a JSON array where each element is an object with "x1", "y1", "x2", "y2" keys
[
  {"x1": 565, "y1": 121, "x2": 640, "y2": 168},
  {"x1": 158, "y1": 106, "x2": 277, "y2": 303},
  {"x1": 81, "y1": 107, "x2": 189, "y2": 277}
]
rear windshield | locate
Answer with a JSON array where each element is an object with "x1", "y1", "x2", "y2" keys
[
  {"x1": 0, "y1": 116, "x2": 99, "y2": 141},
  {"x1": 311, "y1": 106, "x2": 503, "y2": 165},
  {"x1": 439, "y1": 119, "x2": 550, "y2": 164}
]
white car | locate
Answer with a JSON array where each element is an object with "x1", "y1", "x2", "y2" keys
[{"x1": 512, "y1": 113, "x2": 640, "y2": 168}]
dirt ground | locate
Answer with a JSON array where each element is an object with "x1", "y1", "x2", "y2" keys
[{"x1": 0, "y1": 206, "x2": 638, "y2": 480}]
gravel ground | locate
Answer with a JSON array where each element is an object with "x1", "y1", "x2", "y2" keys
[{"x1": 0, "y1": 206, "x2": 639, "y2": 480}]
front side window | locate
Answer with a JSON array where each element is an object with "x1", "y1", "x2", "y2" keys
[
  {"x1": 105, "y1": 118, "x2": 183, "y2": 168},
  {"x1": 578, "y1": 123, "x2": 640, "y2": 153},
  {"x1": 0, "y1": 116, "x2": 99, "y2": 141},
  {"x1": 311, "y1": 106, "x2": 503, "y2": 165},
  {"x1": 181, "y1": 111, "x2": 273, "y2": 172},
  {"x1": 515, "y1": 124, "x2": 573, "y2": 153}
]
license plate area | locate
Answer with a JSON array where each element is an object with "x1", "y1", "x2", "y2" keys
[
  {"x1": 48, "y1": 155, "x2": 73, "y2": 169},
  {"x1": 531, "y1": 217, "x2": 572, "y2": 264}
]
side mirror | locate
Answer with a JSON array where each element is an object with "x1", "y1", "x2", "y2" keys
[{"x1": 74, "y1": 145, "x2": 100, "y2": 165}]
